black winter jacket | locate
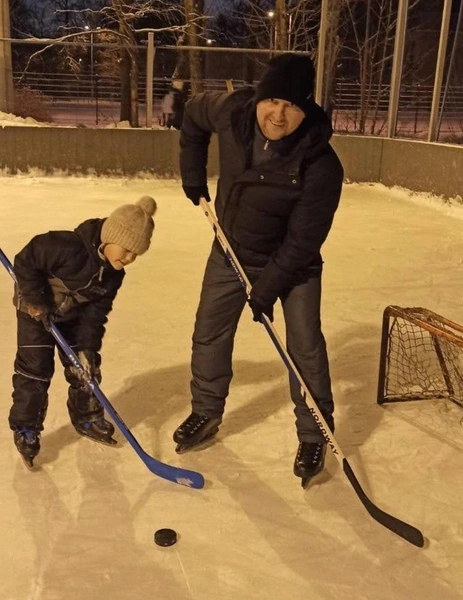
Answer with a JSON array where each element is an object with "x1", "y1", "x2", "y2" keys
[
  {"x1": 180, "y1": 87, "x2": 343, "y2": 306},
  {"x1": 13, "y1": 218, "x2": 125, "y2": 351}
]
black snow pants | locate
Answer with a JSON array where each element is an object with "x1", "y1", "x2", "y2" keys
[
  {"x1": 9, "y1": 311, "x2": 103, "y2": 432},
  {"x1": 189, "y1": 243, "x2": 334, "y2": 444}
]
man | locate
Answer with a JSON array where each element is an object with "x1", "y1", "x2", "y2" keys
[{"x1": 174, "y1": 53, "x2": 343, "y2": 484}]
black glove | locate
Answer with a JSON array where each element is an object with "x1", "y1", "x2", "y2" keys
[
  {"x1": 70, "y1": 350, "x2": 100, "y2": 387},
  {"x1": 248, "y1": 297, "x2": 274, "y2": 323},
  {"x1": 182, "y1": 184, "x2": 211, "y2": 206}
]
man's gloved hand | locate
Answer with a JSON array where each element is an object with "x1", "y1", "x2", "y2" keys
[
  {"x1": 25, "y1": 303, "x2": 52, "y2": 331},
  {"x1": 70, "y1": 350, "x2": 100, "y2": 388},
  {"x1": 248, "y1": 296, "x2": 274, "y2": 323},
  {"x1": 182, "y1": 184, "x2": 211, "y2": 206}
]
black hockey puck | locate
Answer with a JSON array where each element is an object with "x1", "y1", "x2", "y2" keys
[{"x1": 154, "y1": 528, "x2": 177, "y2": 547}]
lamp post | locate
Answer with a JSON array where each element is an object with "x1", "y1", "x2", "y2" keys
[
  {"x1": 267, "y1": 11, "x2": 275, "y2": 55},
  {"x1": 84, "y1": 25, "x2": 94, "y2": 100}
]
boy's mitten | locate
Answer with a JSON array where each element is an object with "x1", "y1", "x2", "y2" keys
[
  {"x1": 25, "y1": 303, "x2": 53, "y2": 331},
  {"x1": 70, "y1": 350, "x2": 101, "y2": 389}
]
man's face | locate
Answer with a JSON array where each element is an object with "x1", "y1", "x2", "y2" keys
[{"x1": 256, "y1": 98, "x2": 305, "y2": 140}]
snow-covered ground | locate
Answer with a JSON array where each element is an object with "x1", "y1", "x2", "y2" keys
[{"x1": 1, "y1": 175, "x2": 463, "y2": 600}]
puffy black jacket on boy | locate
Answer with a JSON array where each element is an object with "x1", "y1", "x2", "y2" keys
[
  {"x1": 13, "y1": 218, "x2": 124, "y2": 351},
  {"x1": 180, "y1": 87, "x2": 343, "y2": 307}
]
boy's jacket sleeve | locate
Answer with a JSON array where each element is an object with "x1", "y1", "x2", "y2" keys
[{"x1": 13, "y1": 232, "x2": 75, "y2": 308}]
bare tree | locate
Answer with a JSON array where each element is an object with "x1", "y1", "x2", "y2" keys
[
  {"x1": 16, "y1": 1, "x2": 198, "y2": 126},
  {"x1": 274, "y1": 0, "x2": 288, "y2": 51},
  {"x1": 321, "y1": 0, "x2": 343, "y2": 116},
  {"x1": 1, "y1": 0, "x2": 14, "y2": 112},
  {"x1": 9, "y1": 0, "x2": 36, "y2": 37},
  {"x1": 284, "y1": 1, "x2": 320, "y2": 53},
  {"x1": 182, "y1": 0, "x2": 205, "y2": 94},
  {"x1": 341, "y1": 0, "x2": 426, "y2": 135},
  {"x1": 62, "y1": 1, "x2": 204, "y2": 124}
]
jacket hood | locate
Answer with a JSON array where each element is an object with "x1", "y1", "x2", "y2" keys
[{"x1": 74, "y1": 218, "x2": 106, "y2": 262}]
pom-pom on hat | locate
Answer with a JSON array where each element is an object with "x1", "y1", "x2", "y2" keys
[
  {"x1": 255, "y1": 53, "x2": 316, "y2": 115},
  {"x1": 101, "y1": 196, "x2": 156, "y2": 256}
]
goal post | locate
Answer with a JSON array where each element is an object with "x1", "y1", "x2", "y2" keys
[{"x1": 377, "y1": 305, "x2": 463, "y2": 408}]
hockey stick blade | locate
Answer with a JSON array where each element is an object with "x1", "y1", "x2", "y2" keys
[
  {"x1": 343, "y1": 460, "x2": 424, "y2": 547},
  {"x1": 199, "y1": 199, "x2": 424, "y2": 546},
  {"x1": 263, "y1": 314, "x2": 424, "y2": 547},
  {"x1": 0, "y1": 248, "x2": 204, "y2": 489}
]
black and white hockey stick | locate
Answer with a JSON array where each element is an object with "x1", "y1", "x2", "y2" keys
[
  {"x1": 0, "y1": 247, "x2": 204, "y2": 489},
  {"x1": 199, "y1": 198, "x2": 424, "y2": 547}
]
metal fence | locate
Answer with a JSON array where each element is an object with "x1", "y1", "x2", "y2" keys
[
  {"x1": 13, "y1": 71, "x2": 250, "y2": 127},
  {"x1": 13, "y1": 71, "x2": 241, "y2": 103},
  {"x1": 13, "y1": 68, "x2": 463, "y2": 141},
  {"x1": 332, "y1": 80, "x2": 463, "y2": 140},
  {"x1": 3, "y1": 28, "x2": 460, "y2": 142}
]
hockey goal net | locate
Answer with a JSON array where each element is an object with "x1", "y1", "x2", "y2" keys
[{"x1": 377, "y1": 305, "x2": 463, "y2": 408}]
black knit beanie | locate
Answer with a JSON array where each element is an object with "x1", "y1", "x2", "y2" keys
[{"x1": 255, "y1": 53, "x2": 315, "y2": 115}]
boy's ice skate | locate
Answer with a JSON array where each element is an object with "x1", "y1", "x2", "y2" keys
[
  {"x1": 293, "y1": 441, "x2": 327, "y2": 488},
  {"x1": 73, "y1": 417, "x2": 117, "y2": 446},
  {"x1": 173, "y1": 412, "x2": 222, "y2": 454},
  {"x1": 14, "y1": 429, "x2": 41, "y2": 469}
]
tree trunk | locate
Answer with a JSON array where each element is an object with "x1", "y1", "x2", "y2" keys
[
  {"x1": 184, "y1": 0, "x2": 204, "y2": 94},
  {"x1": 119, "y1": 48, "x2": 131, "y2": 122},
  {"x1": 129, "y1": 45, "x2": 139, "y2": 128},
  {"x1": 0, "y1": 0, "x2": 14, "y2": 113},
  {"x1": 323, "y1": 0, "x2": 342, "y2": 117},
  {"x1": 359, "y1": 0, "x2": 372, "y2": 134},
  {"x1": 275, "y1": 0, "x2": 288, "y2": 51},
  {"x1": 114, "y1": 0, "x2": 138, "y2": 127}
]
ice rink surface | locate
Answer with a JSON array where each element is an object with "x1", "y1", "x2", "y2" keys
[{"x1": 1, "y1": 175, "x2": 462, "y2": 600}]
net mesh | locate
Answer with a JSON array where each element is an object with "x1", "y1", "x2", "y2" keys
[{"x1": 380, "y1": 306, "x2": 463, "y2": 408}]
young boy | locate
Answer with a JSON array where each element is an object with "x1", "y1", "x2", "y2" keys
[{"x1": 9, "y1": 195, "x2": 156, "y2": 467}]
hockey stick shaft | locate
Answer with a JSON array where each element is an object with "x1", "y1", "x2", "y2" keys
[
  {"x1": 0, "y1": 247, "x2": 204, "y2": 489},
  {"x1": 199, "y1": 199, "x2": 424, "y2": 546}
]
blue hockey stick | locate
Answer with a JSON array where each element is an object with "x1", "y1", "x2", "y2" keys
[
  {"x1": 199, "y1": 198, "x2": 424, "y2": 547},
  {"x1": 0, "y1": 247, "x2": 204, "y2": 489}
]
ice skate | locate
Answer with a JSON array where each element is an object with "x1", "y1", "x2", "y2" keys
[
  {"x1": 293, "y1": 441, "x2": 327, "y2": 488},
  {"x1": 173, "y1": 412, "x2": 222, "y2": 454},
  {"x1": 74, "y1": 417, "x2": 117, "y2": 446},
  {"x1": 14, "y1": 429, "x2": 41, "y2": 469}
]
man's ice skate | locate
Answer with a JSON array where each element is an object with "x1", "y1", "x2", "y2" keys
[
  {"x1": 73, "y1": 417, "x2": 117, "y2": 446},
  {"x1": 173, "y1": 412, "x2": 222, "y2": 454},
  {"x1": 14, "y1": 429, "x2": 41, "y2": 469},
  {"x1": 293, "y1": 441, "x2": 327, "y2": 488}
]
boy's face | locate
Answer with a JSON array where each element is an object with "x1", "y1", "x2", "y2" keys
[
  {"x1": 256, "y1": 98, "x2": 305, "y2": 140},
  {"x1": 103, "y1": 244, "x2": 138, "y2": 270}
]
